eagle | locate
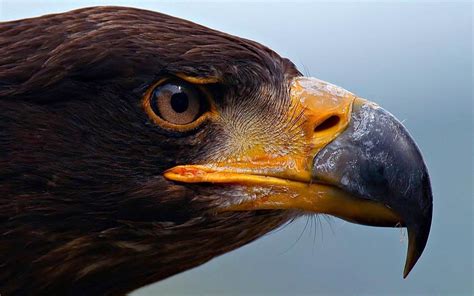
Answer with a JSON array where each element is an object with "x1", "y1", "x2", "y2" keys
[{"x1": 0, "y1": 6, "x2": 432, "y2": 295}]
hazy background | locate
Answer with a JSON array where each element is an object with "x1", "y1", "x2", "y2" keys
[{"x1": 1, "y1": 1, "x2": 472, "y2": 295}]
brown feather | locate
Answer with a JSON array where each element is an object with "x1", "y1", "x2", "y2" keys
[{"x1": 0, "y1": 6, "x2": 300, "y2": 295}]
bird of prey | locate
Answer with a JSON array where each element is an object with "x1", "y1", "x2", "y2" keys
[{"x1": 0, "y1": 6, "x2": 432, "y2": 295}]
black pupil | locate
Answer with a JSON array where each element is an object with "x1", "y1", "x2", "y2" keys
[{"x1": 170, "y1": 92, "x2": 189, "y2": 113}]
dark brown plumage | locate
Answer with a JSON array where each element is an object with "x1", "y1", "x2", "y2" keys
[{"x1": 0, "y1": 7, "x2": 299, "y2": 295}]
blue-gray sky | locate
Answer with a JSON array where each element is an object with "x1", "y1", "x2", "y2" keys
[{"x1": 1, "y1": 1, "x2": 472, "y2": 295}]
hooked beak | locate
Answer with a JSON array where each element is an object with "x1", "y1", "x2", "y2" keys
[
  {"x1": 313, "y1": 98, "x2": 433, "y2": 277},
  {"x1": 164, "y1": 77, "x2": 433, "y2": 277}
]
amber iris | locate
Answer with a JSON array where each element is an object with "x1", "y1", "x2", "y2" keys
[{"x1": 143, "y1": 78, "x2": 214, "y2": 131}]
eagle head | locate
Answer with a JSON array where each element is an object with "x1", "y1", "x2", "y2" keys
[{"x1": 0, "y1": 7, "x2": 432, "y2": 295}]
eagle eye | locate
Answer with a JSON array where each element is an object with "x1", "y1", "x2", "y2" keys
[{"x1": 144, "y1": 79, "x2": 212, "y2": 130}]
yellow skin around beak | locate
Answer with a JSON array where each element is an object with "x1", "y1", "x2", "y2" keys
[{"x1": 164, "y1": 77, "x2": 402, "y2": 225}]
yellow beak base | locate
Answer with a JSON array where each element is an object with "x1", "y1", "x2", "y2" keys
[{"x1": 164, "y1": 165, "x2": 402, "y2": 227}]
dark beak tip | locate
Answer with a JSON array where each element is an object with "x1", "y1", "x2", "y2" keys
[
  {"x1": 402, "y1": 171, "x2": 433, "y2": 278},
  {"x1": 403, "y1": 205, "x2": 433, "y2": 278},
  {"x1": 403, "y1": 229, "x2": 422, "y2": 278}
]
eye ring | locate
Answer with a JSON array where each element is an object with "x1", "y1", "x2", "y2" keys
[{"x1": 143, "y1": 78, "x2": 215, "y2": 131}]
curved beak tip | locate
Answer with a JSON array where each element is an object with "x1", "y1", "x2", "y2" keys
[
  {"x1": 404, "y1": 232, "x2": 418, "y2": 278},
  {"x1": 403, "y1": 214, "x2": 431, "y2": 278},
  {"x1": 403, "y1": 185, "x2": 433, "y2": 278}
]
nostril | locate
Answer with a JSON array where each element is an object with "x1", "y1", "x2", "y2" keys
[{"x1": 314, "y1": 116, "x2": 340, "y2": 132}]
